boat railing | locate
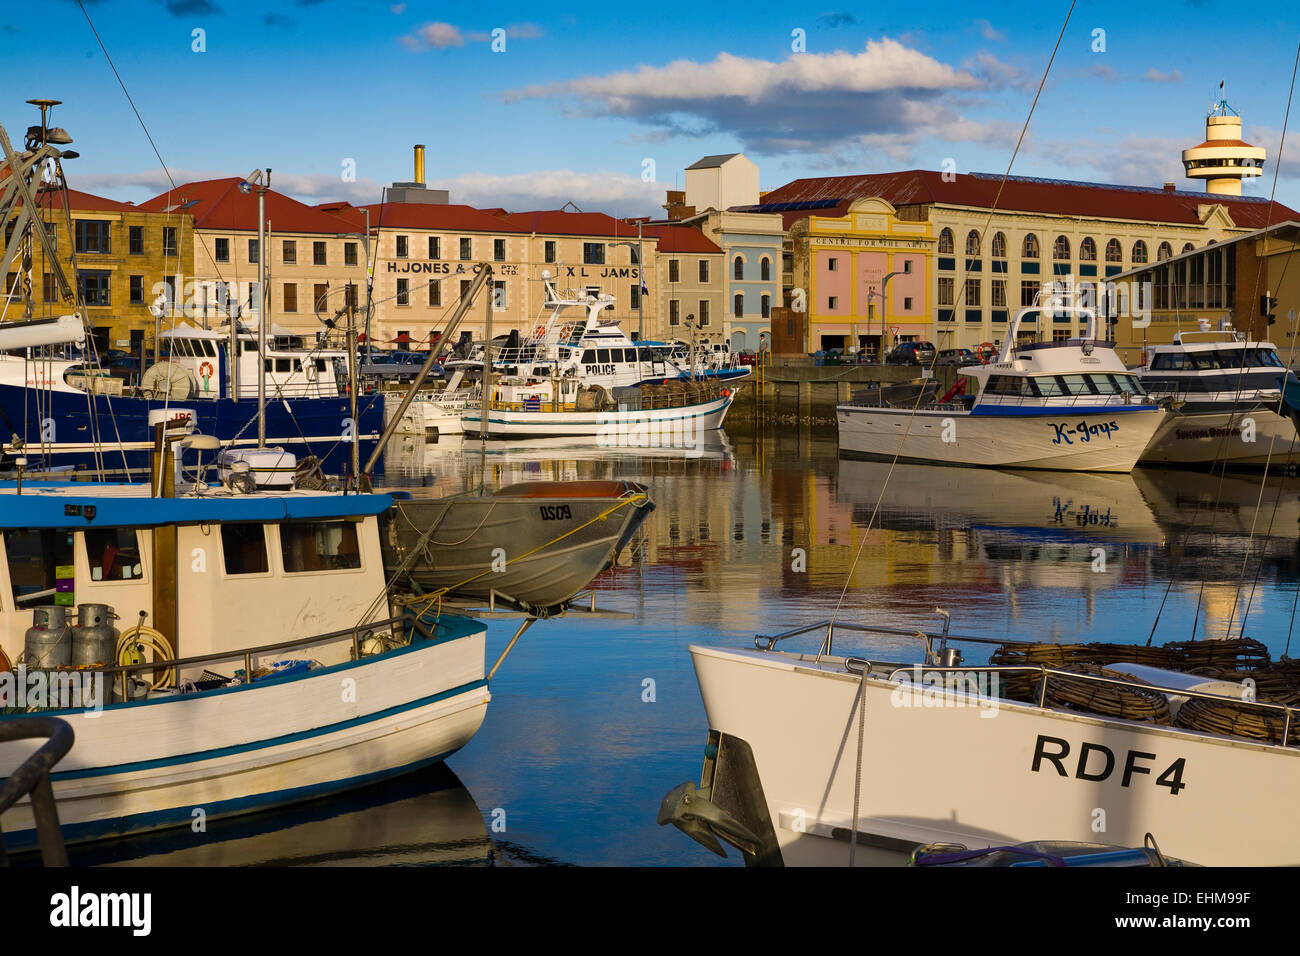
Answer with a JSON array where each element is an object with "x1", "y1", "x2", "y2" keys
[
  {"x1": 974, "y1": 390, "x2": 1152, "y2": 409},
  {"x1": 0, "y1": 716, "x2": 74, "y2": 866}
]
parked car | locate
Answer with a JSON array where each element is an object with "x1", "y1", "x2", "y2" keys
[
  {"x1": 936, "y1": 348, "x2": 977, "y2": 366},
  {"x1": 884, "y1": 341, "x2": 937, "y2": 365},
  {"x1": 737, "y1": 350, "x2": 757, "y2": 367}
]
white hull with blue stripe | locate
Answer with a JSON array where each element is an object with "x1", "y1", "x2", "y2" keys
[{"x1": 462, "y1": 391, "x2": 734, "y2": 440}]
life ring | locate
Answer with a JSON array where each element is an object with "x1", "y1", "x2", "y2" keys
[
  {"x1": 198, "y1": 360, "x2": 214, "y2": 380},
  {"x1": 534, "y1": 325, "x2": 546, "y2": 338},
  {"x1": 977, "y1": 342, "x2": 996, "y2": 363}
]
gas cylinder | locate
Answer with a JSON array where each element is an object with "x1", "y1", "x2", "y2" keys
[
  {"x1": 24, "y1": 606, "x2": 71, "y2": 668},
  {"x1": 71, "y1": 603, "x2": 119, "y2": 668}
]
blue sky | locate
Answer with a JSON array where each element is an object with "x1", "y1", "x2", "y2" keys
[{"x1": 4, "y1": 0, "x2": 1299, "y2": 215}]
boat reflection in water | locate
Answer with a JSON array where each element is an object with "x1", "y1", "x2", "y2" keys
[{"x1": 56, "y1": 766, "x2": 563, "y2": 867}]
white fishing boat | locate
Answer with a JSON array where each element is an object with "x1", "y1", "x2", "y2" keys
[
  {"x1": 0, "y1": 425, "x2": 489, "y2": 849},
  {"x1": 661, "y1": 616, "x2": 1300, "y2": 867},
  {"x1": 1133, "y1": 323, "x2": 1300, "y2": 466},
  {"x1": 835, "y1": 292, "x2": 1167, "y2": 473}
]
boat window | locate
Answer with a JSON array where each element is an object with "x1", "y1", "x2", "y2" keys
[
  {"x1": 1088, "y1": 374, "x2": 1121, "y2": 395},
  {"x1": 1034, "y1": 376, "x2": 1067, "y2": 396},
  {"x1": 597, "y1": 349, "x2": 611, "y2": 363},
  {"x1": 986, "y1": 375, "x2": 1038, "y2": 397},
  {"x1": 221, "y1": 523, "x2": 269, "y2": 575},
  {"x1": 1250, "y1": 348, "x2": 1283, "y2": 368},
  {"x1": 293, "y1": 359, "x2": 303, "y2": 372},
  {"x1": 281, "y1": 521, "x2": 362, "y2": 572},
  {"x1": 84, "y1": 528, "x2": 145, "y2": 582},
  {"x1": 1150, "y1": 353, "x2": 1189, "y2": 371},
  {"x1": 582, "y1": 349, "x2": 596, "y2": 364},
  {"x1": 1057, "y1": 374, "x2": 1098, "y2": 396},
  {"x1": 276, "y1": 358, "x2": 291, "y2": 373},
  {"x1": 315, "y1": 359, "x2": 327, "y2": 372},
  {"x1": 203, "y1": 340, "x2": 217, "y2": 357},
  {"x1": 638, "y1": 347, "x2": 653, "y2": 361},
  {"x1": 4, "y1": 529, "x2": 74, "y2": 604}
]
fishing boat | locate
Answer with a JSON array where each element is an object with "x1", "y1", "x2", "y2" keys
[
  {"x1": 0, "y1": 427, "x2": 488, "y2": 849},
  {"x1": 835, "y1": 292, "x2": 1167, "y2": 473},
  {"x1": 659, "y1": 615, "x2": 1300, "y2": 866},
  {"x1": 1133, "y1": 323, "x2": 1300, "y2": 467},
  {"x1": 382, "y1": 480, "x2": 655, "y2": 614}
]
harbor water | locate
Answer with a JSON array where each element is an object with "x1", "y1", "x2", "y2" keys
[{"x1": 65, "y1": 427, "x2": 1300, "y2": 866}]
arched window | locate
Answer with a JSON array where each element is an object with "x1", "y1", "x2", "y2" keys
[
  {"x1": 991, "y1": 232, "x2": 1007, "y2": 258},
  {"x1": 965, "y1": 230, "x2": 981, "y2": 256},
  {"x1": 1022, "y1": 233, "x2": 1040, "y2": 258},
  {"x1": 938, "y1": 228, "x2": 954, "y2": 254},
  {"x1": 1157, "y1": 241, "x2": 1172, "y2": 261},
  {"x1": 761, "y1": 294, "x2": 771, "y2": 318},
  {"x1": 1131, "y1": 240, "x2": 1148, "y2": 264},
  {"x1": 1079, "y1": 237, "x2": 1096, "y2": 261},
  {"x1": 734, "y1": 293, "x2": 744, "y2": 318},
  {"x1": 733, "y1": 256, "x2": 744, "y2": 281},
  {"x1": 1182, "y1": 242, "x2": 1194, "y2": 253},
  {"x1": 1053, "y1": 235, "x2": 1071, "y2": 260},
  {"x1": 760, "y1": 257, "x2": 771, "y2": 281},
  {"x1": 1105, "y1": 239, "x2": 1122, "y2": 263}
]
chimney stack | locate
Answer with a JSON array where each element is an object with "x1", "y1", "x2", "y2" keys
[{"x1": 414, "y1": 144, "x2": 426, "y2": 186}]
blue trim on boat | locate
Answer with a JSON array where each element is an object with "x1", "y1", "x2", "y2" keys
[
  {"x1": 8, "y1": 747, "x2": 464, "y2": 849},
  {"x1": 0, "y1": 485, "x2": 395, "y2": 528}
]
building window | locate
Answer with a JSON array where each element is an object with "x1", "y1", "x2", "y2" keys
[
  {"x1": 630, "y1": 284, "x2": 641, "y2": 310},
  {"x1": 283, "y1": 283, "x2": 297, "y2": 312},
  {"x1": 129, "y1": 226, "x2": 144, "y2": 255},
  {"x1": 396, "y1": 235, "x2": 409, "y2": 259},
  {"x1": 991, "y1": 232, "x2": 1006, "y2": 258},
  {"x1": 313, "y1": 283, "x2": 328, "y2": 312},
  {"x1": 162, "y1": 226, "x2": 178, "y2": 257},
  {"x1": 283, "y1": 240, "x2": 297, "y2": 264},
  {"x1": 492, "y1": 280, "x2": 506, "y2": 311},
  {"x1": 428, "y1": 236, "x2": 441, "y2": 259},
  {"x1": 734, "y1": 293, "x2": 744, "y2": 318},
  {"x1": 761, "y1": 257, "x2": 771, "y2": 281},
  {"x1": 1022, "y1": 233, "x2": 1040, "y2": 258},
  {"x1": 344, "y1": 242, "x2": 357, "y2": 267},
  {"x1": 761, "y1": 294, "x2": 771, "y2": 318},
  {"x1": 1053, "y1": 235, "x2": 1070, "y2": 260},
  {"x1": 1182, "y1": 242, "x2": 1194, "y2": 254},
  {"x1": 214, "y1": 237, "x2": 230, "y2": 263},
  {"x1": 428, "y1": 279, "x2": 441, "y2": 307},
  {"x1": 494, "y1": 238, "x2": 506, "y2": 262},
  {"x1": 396, "y1": 278, "x2": 409, "y2": 306},
  {"x1": 698, "y1": 300, "x2": 710, "y2": 326},
  {"x1": 248, "y1": 282, "x2": 260, "y2": 312},
  {"x1": 345, "y1": 283, "x2": 358, "y2": 310},
  {"x1": 1105, "y1": 239, "x2": 1122, "y2": 263},
  {"x1": 583, "y1": 242, "x2": 605, "y2": 265},
  {"x1": 129, "y1": 275, "x2": 144, "y2": 304},
  {"x1": 938, "y1": 228, "x2": 954, "y2": 254},
  {"x1": 1132, "y1": 241, "x2": 1149, "y2": 264},
  {"x1": 544, "y1": 240, "x2": 556, "y2": 263},
  {"x1": 1021, "y1": 280, "x2": 1038, "y2": 306},
  {"x1": 827, "y1": 257, "x2": 838, "y2": 272},
  {"x1": 698, "y1": 260, "x2": 709, "y2": 283},
  {"x1": 314, "y1": 241, "x2": 327, "y2": 266},
  {"x1": 669, "y1": 299, "x2": 680, "y2": 326},
  {"x1": 460, "y1": 279, "x2": 472, "y2": 302},
  {"x1": 992, "y1": 278, "x2": 1006, "y2": 308},
  {"x1": 78, "y1": 271, "x2": 111, "y2": 306},
  {"x1": 828, "y1": 295, "x2": 838, "y2": 309},
  {"x1": 1157, "y1": 241, "x2": 1172, "y2": 261},
  {"x1": 938, "y1": 277, "x2": 954, "y2": 306},
  {"x1": 1079, "y1": 237, "x2": 1096, "y2": 261},
  {"x1": 459, "y1": 238, "x2": 472, "y2": 260},
  {"x1": 734, "y1": 256, "x2": 744, "y2": 280},
  {"x1": 248, "y1": 238, "x2": 259, "y2": 263},
  {"x1": 668, "y1": 259, "x2": 680, "y2": 282},
  {"x1": 903, "y1": 296, "x2": 912, "y2": 310},
  {"x1": 964, "y1": 279, "x2": 980, "y2": 307},
  {"x1": 74, "y1": 220, "x2": 111, "y2": 254},
  {"x1": 965, "y1": 230, "x2": 981, "y2": 256}
]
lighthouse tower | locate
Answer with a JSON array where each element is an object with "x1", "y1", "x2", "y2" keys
[{"x1": 1181, "y1": 93, "x2": 1266, "y2": 196}]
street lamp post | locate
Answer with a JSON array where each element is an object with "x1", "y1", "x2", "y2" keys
[{"x1": 877, "y1": 269, "x2": 904, "y2": 363}]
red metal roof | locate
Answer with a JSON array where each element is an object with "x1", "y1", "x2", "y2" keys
[
  {"x1": 358, "y1": 202, "x2": 531, "y2": 233},
  {"x1": 496, "y1": 209, "x2": 650, "y2": 238},
  {"x1": 1185, "y1": 139, "x2": 1259, "y2": 150},
  {"x1": 752, "y1": 170, "x2": 1299, "y2": 229},
  {"x1": 21, "y1": 186, "x2": 139, "y2": 213},
  {"x1": 139, "y1": 178, "x2": 361, "y2": 234},
  {"x1": 640, "y1": 224, "x2": 722, "y2": 254}
]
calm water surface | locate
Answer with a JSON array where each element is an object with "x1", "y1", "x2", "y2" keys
[{"x1": 70, "y1": 427, "x2": 1300, "y2": 866}]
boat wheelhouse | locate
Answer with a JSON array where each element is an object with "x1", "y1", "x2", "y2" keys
[
  {"x1": 835, "y1": 295, "x2": 1166, "y2": 472},
  {"x1": 1133, "y1": 324, "x2": 1300, "y2": 466}
]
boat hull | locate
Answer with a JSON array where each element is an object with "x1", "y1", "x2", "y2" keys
[
  {"x1": 1139, "y1": 405, "x2": 1300, "y2": 466},
  {"x1": 461, "y1": 393, "x2": 733, "y2": 441},
  {"x1": 836, "y1": 405, "x2": 1166, "y2": 473},
  {"x1": 382, "y1": 485, "x2": 653, "y2": 609},
  {"x1": 0, "y1": 618, "x2": 487, "y2": 848},
  {"x1": 0, "y1": 384, "x2": 385, "y2": 477},
  {"x1": 689, "y1": 644, "x2": 1300, "y2": 866}
]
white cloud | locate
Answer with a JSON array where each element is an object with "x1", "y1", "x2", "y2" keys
[
  {"x1": 402, "y1": 22, "x2": 464, "y2": 50},
  {"x1": 1143, "y1": 68, "x2": 1184, "y2": 84},
  {"x1": 974, "y1": 18, "x2": 1004, "y2": 42}
]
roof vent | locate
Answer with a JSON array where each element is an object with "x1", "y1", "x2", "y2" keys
[{"x1": 1163, "y1": 182, "x2": 1176, "y2": 192}]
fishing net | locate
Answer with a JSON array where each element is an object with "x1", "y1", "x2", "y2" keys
[
  {"x1": 1040, "y1": 663, "x2": 1173, "y2": 725},
  {"x1": 1174, "y1": 695, "x2": 1300, "y2": 745}
]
